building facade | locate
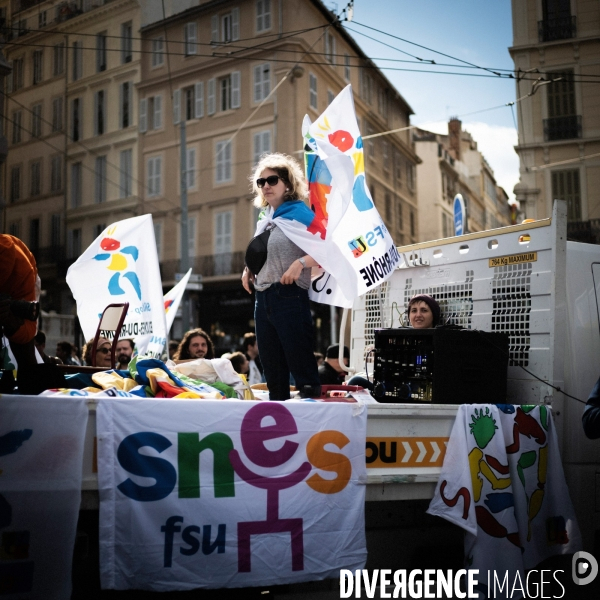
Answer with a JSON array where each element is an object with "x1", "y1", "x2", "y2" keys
[
  {"x1": 1, "y1": 0, "x2": 142, "y2": 318},
  {"x1": 414, "y1": 119, "x2": 511, "y2": 242},
  {"x1": 1, "y1": 0, "x2": 420, "y2": 353},
  {"x1": 510, "y1": 0, "x2": 600, "y2": 236},
  {"x1": 138, "y1": 0, "x2": 420, "y2": 350}
]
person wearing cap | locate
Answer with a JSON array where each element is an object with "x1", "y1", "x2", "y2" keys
[
  {"x1": 318, "y1": 344, "x2": 350, "y2": 385},
  {"x1": 407, "y1": 294, "x2": 441, "y2": 328}
]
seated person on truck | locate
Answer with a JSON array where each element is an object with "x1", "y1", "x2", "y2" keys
[
  {"x1": 407, "y1": 294, "x2": 441, "y2": 329},
  {"x1": 347, "y1": 295, "x2": 442, "y2": 392},
  {"x1": 582, "y1": 377, "x2": 600, "y2": 439}
]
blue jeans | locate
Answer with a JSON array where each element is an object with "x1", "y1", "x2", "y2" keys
[{"x1": 255, "y1": 283, "x2": 321, "y2": 400}]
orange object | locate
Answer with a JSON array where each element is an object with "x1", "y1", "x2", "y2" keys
[{"x1": 0, "y1": 235, "x2": 38, "y2": 344}]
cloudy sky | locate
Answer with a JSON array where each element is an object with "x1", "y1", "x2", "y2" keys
[{"x1": 336, "y1": 0, "x2": 520, "y2": 201}]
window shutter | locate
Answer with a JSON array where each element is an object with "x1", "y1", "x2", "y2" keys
[
  {"x1": 253, "y1": 65, "x2": 261, "y2": 103},
  {"x1": 231, "y1": 71, "x2": 241, "y2": 108},
  {"x1": 195, "y1": 82, "x2": 204, "y2": 118},
  {"x1": 139, "y1": 98, "x2": 147, "y2": 132},
  {"x1": 154, "y1": 95, "x2": 163, "y2": 129},
  {"x1": 254, "y1": 132, "x2": 261, "y2": 163},
  {"x1": 7, "y1": 60, "x2": 12, "y2": 93},
  {"x1": 208, "y1": 78, "x2": 216, "y2": 114},
  {"x1": 211, "y1": 15, "x2": 219, "y2": 43},
  {"x1": 156, "y1": 157, "x2": 162, "y2": 195},
  {"x1": 119, "y1": 83, "x2": 124, "y2": 129},
  {"x1": 186, "y1": 23, "x2": 197, "y2": 54},
  {"x1": 147, "y1": 157, "x2": 154, "y2": 194},
  {"x1": 187, "y1": 147, "x2": 196, "y2": 188},
  {"x1": 94, "y1": 92, "x2": 99, "y2": 136},
  {"x1": 263, "y1": 131, "x2": 270, "y2": 154},
  {"x1": 173, "y1": 88, "x2": 181, "y2": 124},
  {"x1": 231, "y1": 8, "x2": 240, "y2": 41},
  {"x1": 127, "y1": 83, "x2": 133, "y2": 126}
]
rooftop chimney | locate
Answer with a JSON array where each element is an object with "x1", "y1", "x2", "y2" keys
[{"x1": 448, "y1": 117, "x2": 462, "y2": 161}]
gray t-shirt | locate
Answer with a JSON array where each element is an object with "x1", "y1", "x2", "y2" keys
[{"x1": 254, "y1": 225, "x2": 311, "y2": 291}]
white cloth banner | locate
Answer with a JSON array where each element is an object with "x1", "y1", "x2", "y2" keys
[
  {"x1": 66, "y1": 215, "x2": 167, "y2": 358},
  {"x1": 427, "y1": 404, "x2": 581, "y2": 599},
  {"x1": 252, "y1": 85, "x2": 398, "y2": 308},
  {"x1": 0, "y1": 396, "x2": 88, "y2": 599},
  {"x1": 163, "y1": 268, "x2": 191, "y2": 333},
  {"x1": 97, "y1": 399, "x2": 367, "y2": 590}
]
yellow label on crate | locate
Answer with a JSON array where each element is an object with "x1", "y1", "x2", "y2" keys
[
  {"x1": 366, "y1": 437, "x2": 448, "y2": 468},
  {"x1": 489, "y1": 252, "x2": 538, "y2": 268}
]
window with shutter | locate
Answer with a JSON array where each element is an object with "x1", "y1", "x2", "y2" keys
[
  {"x1": 195, "y1": 82, "x2": 204, "y2": 118},
  {"x1": 95, "y1": 156, "x2": 107, "y2": 203},
  {"x1": 216, "y1": 140, "x2": 232, "y2": 183},
  {"x1": 94, "y1": 90, "x2": 105, "y2": 136},
  {"x1": 231, "y1": 71, "x2": 241, "y2": 108},
  {"x1": 253, "y1": 63, "x2": 270, "y2": 103},
  {"x1": 71, "y1": 163, "x2": 82, "y2": 208},
  {"x1": 52, "y1": 97, "x2": 63, "y2": 132},
  {"x1": 120, "y1": 149, "x2": 132, "y2": 198},
  {"x1": 253, "y1": 130, "x2": 271, "y2": 165},
  {"x1": 188, "y1": 217, "x2": 196, "y2": 257},
  {"x1": 211, "y1": 15, "x2": 219, "y2": 43},
  {"x1": 51, "y1": 155, "x2": 62, "y2": 192},
  {"x1": 153, "y1": 95, "x2": 163, "y2": 129},
  {"x1": 152, "y1": 37, "x2": 164, "y2": 67},
  {"x1": 186, "y1": 147, "x2": 196, "y2": 189},
  {"x1": 185, "y1": 23, "x2": 197, "y2": 55},
  {"x1": 139, "y1": 98, "x2": 148, "y2": 133},
  {"x1": 121, "y1": 22, "x2": 132, "y2": 64},
  {"x1": 309, "y1": 73, "x2": 317, "y2": 109},
  {"x1": 214, "y1": 210, "x2": 232, "y2": 274},
  {"x1": 173, "y1": 89, "x2": 181, "y2": 124},
  {"x1": 256, "y1": 0, "x2": 271, "y2": 32},
  {"x1": 208, "y1": 79, "x2": 216, "y2": 114},
  {"x1": 154, "y1": 222, "x2": 163, "y2": 260}
]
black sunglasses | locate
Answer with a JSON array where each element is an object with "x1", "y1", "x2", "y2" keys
[
  {"x1": 256, "y1": 175, "x2": 281, "y2": 188},
  {"x1": 97, "y1": 347, "x2": 110, "y2": 354}
]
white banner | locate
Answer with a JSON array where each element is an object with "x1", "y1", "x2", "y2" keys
[
  {"x1": 66, "y1": 215, "x2": 167, "y2": 358},
  {"x1": 97, "y1": 399, "x2": 367, "y2": 590},
  {"x1": 253, "y1": 86, "x2": 398, "y2": 308},
  {"x1": 163, "y1": 268, "x2": 191, "y2": 333},
  {"x1": 0, "y1": 396, "x2": 88, "y2": 599}
]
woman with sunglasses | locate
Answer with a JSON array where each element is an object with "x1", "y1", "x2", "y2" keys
[
  {"x1": 242, "y1": 153, "x2": 321, "y2": 401},
  {"x1": 82, "y1": 336, "x2": 113, "y2": 368}
]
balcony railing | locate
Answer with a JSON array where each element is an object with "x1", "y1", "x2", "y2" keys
[
  {"x1": 159, "y1": 252, "x2": 246, "y2": 282},
  {"x1": 567, "y1": 220, "x2": 600, "y2": 245},
  {"x1": 538, "y1": 16, "x2": 576, "y2": 42},
  {"x1": 543, "y1": 115, "x2": 582, "y2": 142},
  {"x1": 9, "y1": 0, "x2": 113, "y2": 36}
]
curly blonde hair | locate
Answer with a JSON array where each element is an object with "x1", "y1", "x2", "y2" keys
[{"x1": 250, "y1": 152, "x2": 308, "y2": 208}]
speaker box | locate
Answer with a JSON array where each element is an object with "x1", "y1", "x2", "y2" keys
[{"x1": 373, "y1": 328, "x2": 509, "y2": 404}]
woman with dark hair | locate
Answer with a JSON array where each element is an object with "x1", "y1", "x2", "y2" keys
[
  {"x1": 241, "y1": 153, "x2": 321, "y2": 401},
  {"x1": 407, "y1": 294, "x2": 441, "y2": 328}
]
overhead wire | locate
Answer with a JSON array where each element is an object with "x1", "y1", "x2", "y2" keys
[
  {"x1": 5, "y1": 27, "x2": 600, "y2": 83},
  {"x1": 3, "y1": 6, "x2": 589, "y2": 227}
]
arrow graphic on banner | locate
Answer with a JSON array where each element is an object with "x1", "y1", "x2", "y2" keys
[{"x1": 366, "y1": 438, "x2": 449, "y2": 468}]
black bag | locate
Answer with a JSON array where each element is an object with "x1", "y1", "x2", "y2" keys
[{"x1": 245, "y1": 228, "x2": 271, "y2": 276}]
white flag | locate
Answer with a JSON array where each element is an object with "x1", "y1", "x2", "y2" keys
[
  {"x1": 66, "y1": 215, "x2": 167, "y2": 358},
  {"x1": 163, "y1": 268, "x2": 191, "y2": 333},
  {"x1": 252, "y1": 86, "x2": 398, "y2": 308}
]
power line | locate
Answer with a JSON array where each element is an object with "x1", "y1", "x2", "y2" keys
[
  {"x1": 347, "y1": 20, "x2": 509, "y2": 78},
  {"x1": 9, "y1": 36, "x2": 600, "y2": 84}
]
